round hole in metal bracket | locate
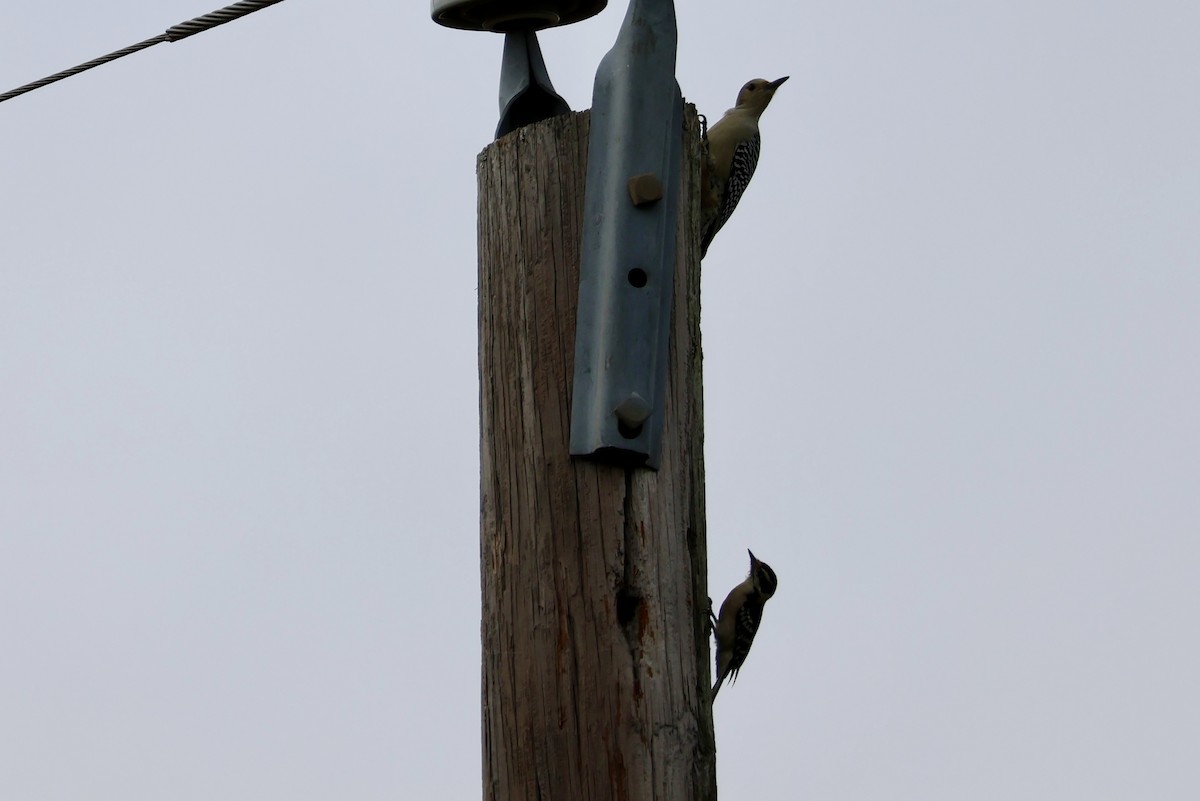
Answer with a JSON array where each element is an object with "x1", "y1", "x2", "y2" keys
[
  {"x1": 627, "y1": 268, "x2": 648, "y2": 288},
  {"x1": 617, "y1": 419, "x2": 644, "y2": 439}
]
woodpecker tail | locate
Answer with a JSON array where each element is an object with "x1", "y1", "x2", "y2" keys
[{"x1": 711, "y1": 673, "x2": 726, "y2": 700}]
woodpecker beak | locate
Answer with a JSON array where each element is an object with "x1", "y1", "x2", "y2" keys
[
  {"x1": 768, "y1": 76, "x2": 790, "y2": 90},
  {"x1": 748, "y1": 549, "x2": 758, "y2": 565}
]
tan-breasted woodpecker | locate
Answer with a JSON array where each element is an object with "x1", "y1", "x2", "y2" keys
[
  {"x1": 700, "y1": 76, "x2": 789, "y2": 258},
  {"x1": 709, "y1": 549, "x2": 779, "y2": 699}
]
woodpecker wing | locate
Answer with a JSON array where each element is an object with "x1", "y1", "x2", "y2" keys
[
  {"x1": 725, "y1": 595, "x2": 765, "y2": 684},
  {"x1": 700, "y1": 132, "x2": 761, "y2": 257}
]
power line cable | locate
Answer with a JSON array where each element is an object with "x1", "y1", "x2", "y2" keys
[{"x1": 1, "y1": 0, "x2": 289, "y2": 105}]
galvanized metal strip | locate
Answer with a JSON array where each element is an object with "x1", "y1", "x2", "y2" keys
[{"x1": 569, "y1": 0, "x2": 682, "y2": 468}]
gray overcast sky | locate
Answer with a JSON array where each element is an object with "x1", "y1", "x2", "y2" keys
[{"x1": 3, "y1": 1, "x2": 1198, "y2": 798}]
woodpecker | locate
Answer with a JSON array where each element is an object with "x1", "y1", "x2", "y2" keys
[
  {"x1": 709, "y1": 549, "x2": 778, "y2": 699},
  {"x1": 700, "y1": 76, "x2": 789, "y2": 258}
]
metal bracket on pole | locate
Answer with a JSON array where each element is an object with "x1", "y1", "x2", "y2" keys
[
  {"x1": 569, "y1": 0, "x2": 682, "y2": 469},
  {"x1": 496, "y1": 28, "x2": 571, "y2": 140}
]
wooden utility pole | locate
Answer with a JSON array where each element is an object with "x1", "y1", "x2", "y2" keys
[{"x1": 478, "y1": 109, "x2": 714, "y2": 801}]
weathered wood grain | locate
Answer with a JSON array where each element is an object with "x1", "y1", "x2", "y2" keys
[{"x1": 479, "y1": 109, "x2": 713, "y2": 801}]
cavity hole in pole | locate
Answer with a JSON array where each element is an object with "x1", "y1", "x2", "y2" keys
[{"x1": 627, "y1": 267, "x2": 648, "y2": 288}]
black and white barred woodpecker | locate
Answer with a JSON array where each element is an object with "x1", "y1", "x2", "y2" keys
[
  {"x1": 700, "y1": 76, "x2": 789, "y2": 258},
  {"x1": 709, "y1": 550, "x2": 778, "y2": 699}
]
